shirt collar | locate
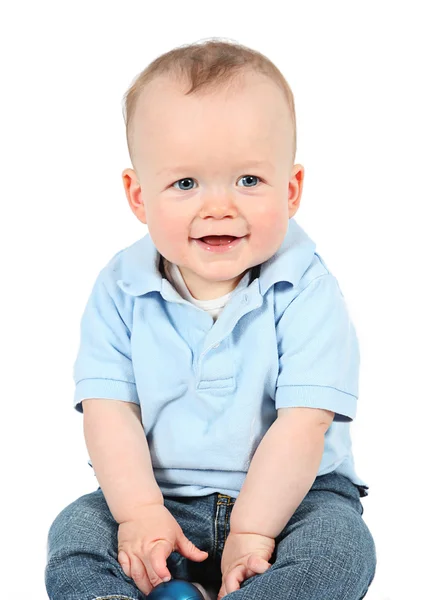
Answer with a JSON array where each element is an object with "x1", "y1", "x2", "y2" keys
[{"x1": 116, "y1": 218, "x2": 317, "y2": 297}]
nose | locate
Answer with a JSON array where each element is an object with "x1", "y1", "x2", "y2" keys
[{"x1": 198, "y1": 191, "x2": 238, "y2": 219}]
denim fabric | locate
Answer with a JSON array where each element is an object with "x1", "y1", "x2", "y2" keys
[{"x1": 45, "y1": 471, "x2": 376, "y2": 599}]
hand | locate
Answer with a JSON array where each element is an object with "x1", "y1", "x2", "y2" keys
[
  {"x1": 217, "y1": 531, "x2": 275, "y2": 599},
  {"x1": 117, "y1": 503, "x2": 209, "y2": 597}
]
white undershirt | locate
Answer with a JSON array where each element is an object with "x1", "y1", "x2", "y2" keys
[{"x1": 162, "y1": 257, "x2": 251, "y2": 321}]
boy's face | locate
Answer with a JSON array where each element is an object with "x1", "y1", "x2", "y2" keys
[{"x1": 122, "y1": 71, "x2": 303, "y2": 300}]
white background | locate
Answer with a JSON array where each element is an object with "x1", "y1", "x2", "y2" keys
[{"x1": 1, "y1": 1, "x2": 445, "y2": 599}]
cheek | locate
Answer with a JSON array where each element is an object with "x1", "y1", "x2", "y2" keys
[
  {"x1": 251, "y1": 205, "x2": 289, "y2": 239},
  {"x1": 146, "y1": 204, "x2": 189, "y2": 251}
]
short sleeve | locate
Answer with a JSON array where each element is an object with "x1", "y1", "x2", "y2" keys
[
  {"x1": 73, "y1": 272, "x2": 139, "y2": 413},
  {"x1": 275, "y1": 274, "x2": 360, "y2": 422}
]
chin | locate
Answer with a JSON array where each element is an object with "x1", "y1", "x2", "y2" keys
[{"x1": 202, "y1": 267, "x2": 248, "y2": 282}]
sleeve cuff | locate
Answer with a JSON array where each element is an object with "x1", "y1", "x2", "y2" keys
[
  {"x1": 275, "y1": 385, "x2": 357, "y2": 422},
  {"x1": 74, "y1": 378, "x2": 139, "y2": 413}
]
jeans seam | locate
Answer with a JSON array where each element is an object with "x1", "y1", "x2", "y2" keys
[
  {"x1": 212, "y1": 495, "x2": 219, "y2": 560},
  {"x1": 213, "y1": 495, "x2": 235, "y2": 553},
  {"x1": 224, "y1": 501, "x2": 233, "y2": 543}
]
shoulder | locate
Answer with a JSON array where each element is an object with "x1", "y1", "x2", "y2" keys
[
  {"x1": 84, "y1": 237, "x2": 151, "y2": 330},
  {"x1": 273, "y1": 250, "x2": 341, "y2": 321},
  {"x1": 96, "y1": 234, "x2": 151, "y2": 297}
]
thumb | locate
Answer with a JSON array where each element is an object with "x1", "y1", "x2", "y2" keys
[
  {"x1": 248, "y1": 555, "x2": 271, "y2": 573},
  {"x1": 177, "y1": 533, "x2": 209, "y2": 562}
]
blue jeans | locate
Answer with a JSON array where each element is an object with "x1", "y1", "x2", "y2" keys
[{"x1": 45, "y1": 471, "x2": 376, "y2": 599}]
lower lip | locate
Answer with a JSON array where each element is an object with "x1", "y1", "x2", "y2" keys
[{"x1": 192, "y1": 236, "x2": 246, "y2": 253}]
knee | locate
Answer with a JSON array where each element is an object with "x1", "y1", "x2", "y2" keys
[
  {"x1": 47, "y1": 491, "x2": 114, "y2": 558},
  {"x1": 278, "y1": 510, "x2": 376, "y2": 585},
  {"x1": 355, "y1": 518, "x2": 377, "y2": 588},
  {"x1": 322, "y1": 512, "x2": 377, "y2": 586}
]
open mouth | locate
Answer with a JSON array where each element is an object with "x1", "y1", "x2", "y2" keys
[
  {"x1": 191, "y1": 234, "x2": 246, "y2": 253},
  {"x1": 197, "y1": 235, "x2": 239, "y2": 246}
]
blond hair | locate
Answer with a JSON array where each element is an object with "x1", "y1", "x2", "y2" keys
[{"x1": 122, "y1": 38, "x2": 297, "y2": 168}]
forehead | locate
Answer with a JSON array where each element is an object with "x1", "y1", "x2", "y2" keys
[{"x1": 132, "y1": 73, "x2": 291, "y2": 168}]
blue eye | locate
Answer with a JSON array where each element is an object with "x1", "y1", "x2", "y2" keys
[
  {"x1": 172, "y1": 175, "x2": 262, "y2": 191},
  {"x1": 172, "y1": 178, "x2": 195, "y2": 191},
  {"x1": 237, "y1": 175, "x2": 261, "y2": 188}
]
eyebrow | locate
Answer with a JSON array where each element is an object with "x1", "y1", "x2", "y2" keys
[{"x1": 156, "y1": 160, "x2": 273, "y2": 176}]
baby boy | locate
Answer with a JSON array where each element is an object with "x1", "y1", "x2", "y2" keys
[{"x1": 45, "y1": 39, "x2": 376, "y2": 600}]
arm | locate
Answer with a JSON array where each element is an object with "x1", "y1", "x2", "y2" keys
[
  {"x1": 229, "y1": 407, "x2": 334, "y2": 539},
  {"x1": 232, "y1": 273, "x2": 359, "y2": 538},
  {"x1": 83, "y1": 398, "x2": 164, "y2": 523}
]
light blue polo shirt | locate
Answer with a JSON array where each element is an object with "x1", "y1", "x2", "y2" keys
[{"x1": 73, "y1": 218, "x2": 369, "y2": 498}]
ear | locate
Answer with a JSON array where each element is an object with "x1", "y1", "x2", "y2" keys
[
  {"x1": 122, "y1": 168, "x2": 147, "y2": 224},
  {"x1": 288, "y1": 164, "x2": 304, "y2": 219}
]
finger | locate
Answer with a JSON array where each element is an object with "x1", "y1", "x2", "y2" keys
[
  {"x1": 235, "y1": 562, "x2": 259, "y2": 581},
  {"x1": 217, "y1": 583, "x2": 226, "y2": 600},
  {"x1": 177, "y1": 533, "x2": 209, "y2": 562},
  {"x1": 149, "y1": 541, "x2": 172, "y2": 582},
  {"x1": 117, "y1": 550, "x2": 130, "y2": 577},
  {"x1": 225, "y1": 565, "x2": 246, "y2": 595},
  {"x1": 128, "y1": 552, "x2": 152, "y2": 596},
  {"x1": 247, "y1": 555, "x2": 271, "y2": 574}
]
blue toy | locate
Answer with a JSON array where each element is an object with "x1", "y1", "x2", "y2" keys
[{"x1": 147, "y1": 579, "x2": 205, "y2": 599}]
